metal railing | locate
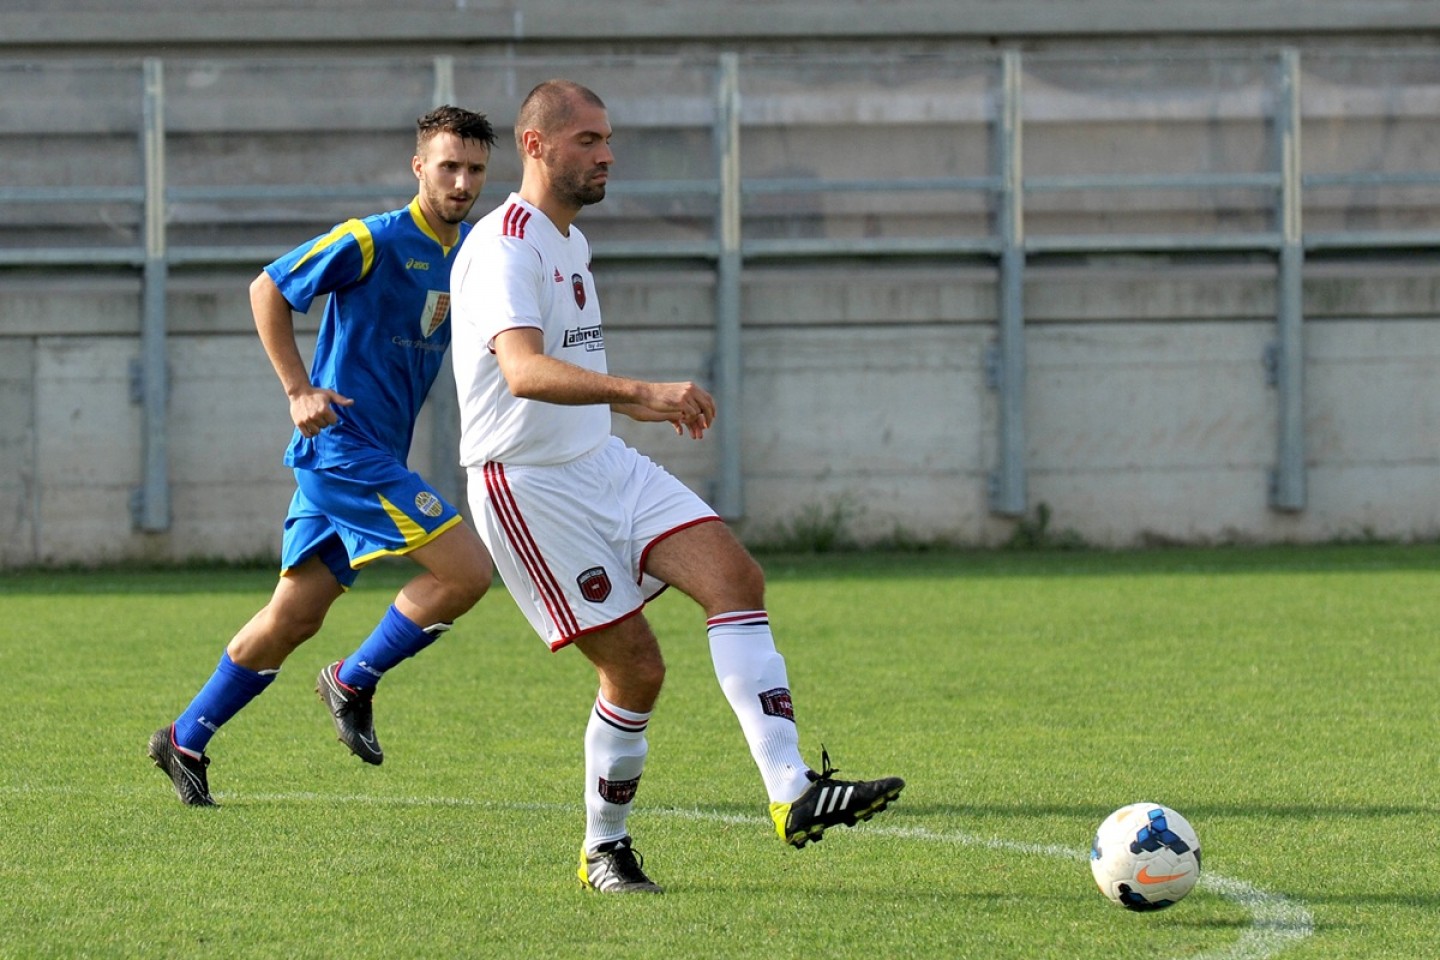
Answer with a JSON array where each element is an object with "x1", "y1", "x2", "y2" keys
[{"x1": 3, "y1": 49, "x2": 1438, "y2": 530}]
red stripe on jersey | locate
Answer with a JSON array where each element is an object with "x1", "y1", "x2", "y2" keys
[
  {"x1": 483, "y1": 462, "x2": 578, "y2": 638},
  {"x1": 502, "y1": 204, "x2": 531, "y2": 238}
]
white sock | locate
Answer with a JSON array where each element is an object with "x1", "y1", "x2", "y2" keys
[
  {"x1": 583, "y1": 694, "x2": 650, "y2": 852},
  {"x1": 707, "y1": 610, "x2": 811, "y2": 804}
]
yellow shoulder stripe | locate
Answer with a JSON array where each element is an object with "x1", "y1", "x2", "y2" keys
[{"x1": 292, "y1": 218, "x2": 376, "y2": 279}]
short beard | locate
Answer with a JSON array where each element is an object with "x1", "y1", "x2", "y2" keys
[
  {"x1": 417, "y1": 178, "x2": 473, "y2": 224},
  {"x1": 554, "y1": 169, "x2": 606, "y2": 207}
]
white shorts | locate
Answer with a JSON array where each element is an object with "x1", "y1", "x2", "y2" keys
[{"x1": 468, "y1": 436, "x2": 720, "y2": 650}]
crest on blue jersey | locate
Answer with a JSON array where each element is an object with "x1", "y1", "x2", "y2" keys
[{"x1": 419, "y1": 290, "x2": 450, "y2": 338}]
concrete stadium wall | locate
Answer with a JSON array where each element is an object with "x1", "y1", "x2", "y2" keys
[
  {"x1": 2, "y1": 260, "x2": 1438, "y2": 566},
  {"x1": 4, "y1": 1, "x2": 1440, "y2": 54},
  {"x1": 3, "y1": 4, "x2": 1440, "y2": 565}
]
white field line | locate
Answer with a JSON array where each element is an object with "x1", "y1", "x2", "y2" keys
[
  {"x1": 12, "y1": 785, "x2": 1314, "y2": 959},
  {"x1": 861, "y1": 822, "x2": 1314, "y2": 960}
]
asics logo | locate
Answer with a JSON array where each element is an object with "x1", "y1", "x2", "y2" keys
[
  {"x1": 1136, "y1": 865, "x2": 1189, "y2": 885},
  {"x1": 815, "y1": 785, "x2": 855, "y2": 815}
]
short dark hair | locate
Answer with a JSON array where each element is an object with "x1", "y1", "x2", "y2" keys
[
  {"x1": 514, "y1": 79, "x2": 606, "y2": 153},
  {"x1": 416, "y1": 105, "x2": 497, "y2": 152}
]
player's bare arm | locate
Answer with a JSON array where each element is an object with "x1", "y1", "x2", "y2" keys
[
  {"x1": 493, "y1": 327, "x2": 714, "y2": 438},
  {"x1": 249, "y1": 271, "x2": 353, "y2": 438}
]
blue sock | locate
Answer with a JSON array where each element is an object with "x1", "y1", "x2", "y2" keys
[
  {"x1": 336, "y1": 605, "x2": 449, "y2": 690},
  {"x1": 172, "y1": 652, "x2": 277, "y2": 756}
]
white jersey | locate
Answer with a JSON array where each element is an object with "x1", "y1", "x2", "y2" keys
[{"x1": 451, "y1": 193, "x2": 612, "y2": 466}]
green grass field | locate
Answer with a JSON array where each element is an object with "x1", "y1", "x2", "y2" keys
[{"x1": 2, "y1": 545, "x2": 1436, "y2": 959}]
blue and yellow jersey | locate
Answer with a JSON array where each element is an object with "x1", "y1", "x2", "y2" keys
[{"x1": 266, "y1": 198, "x2": 468, "y2": 470}]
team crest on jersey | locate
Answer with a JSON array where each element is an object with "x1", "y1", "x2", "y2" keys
[
  {"x1": 571, "y1": 273, "x2": 586, "y2": 309},
  {"x1": 414, "y1": 491, "x2": 444, "y2": 518},
  {"x1": 577, "y1": 566, "x2": 612, "y2": 603},
  {"x1": 758, "y1": 687, "x2": 795, "y2": 722},
  {"x1": 419, "y1": 290, "x2": 450, "y2": 338}
]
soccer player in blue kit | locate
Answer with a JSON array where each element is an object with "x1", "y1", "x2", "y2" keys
[{"x1": 148, "y1": 106, "x2": 497, "y2": 806}]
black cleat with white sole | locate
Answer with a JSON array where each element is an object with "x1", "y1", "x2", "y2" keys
[
  {"x1": 770, "y1": 748, "x2": 904, "y2": 848},
  {"x1": 578, "y1": 836, "x2": 664, "y2": 893}
]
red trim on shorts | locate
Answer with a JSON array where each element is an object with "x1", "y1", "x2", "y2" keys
[
  {"x1": 484, "y1": 462, "x2": 580, "y2": 639},
  {"x1": 547, "y1": 604, "x2": 646, "y2": 653},
  {"x1": 637, "y1": 515, "x2": 723, "y2": 583}
]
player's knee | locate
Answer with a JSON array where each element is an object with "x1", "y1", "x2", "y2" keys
[
  {"x1": 736, "y1": 552, "x2": 766, "y2": 600},
  {"x1": 637, "y1": 655, "x2": 666, "y2": 698},
  {"x1": 229, "y1": 610, "x2": 321, "y2": 666},
  {"x1": 625, "y1": 663, "x2": 666, "y2": 709},
  {"x1": 603, "y1": 652, "x2": 665, "y2": 707},
  {"x1": 452, "y1": 562, "x2": 492, "y2": 610},
  {"x1": 711, "y1": 526, "x2": 765, "y2": 597},
  {"x1": 714, "y1": 550, "x2": 766, "y2": 611},
  {"x1": 276, "y1": 610, "x2": 326, "y2": 647},
  {"x1": 427, "y1": 560, "x2": 491, "y2": 616}
]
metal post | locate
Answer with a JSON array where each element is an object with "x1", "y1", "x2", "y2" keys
[
  {"x1": 432, "y1": 54, "x2": 455, "y2": 106},
  {"x1": 134, "y1": 57, "x2": 170, "y2": 531},
  {"x1": 1270, "y1": 47, "x2": 1306, "y2": 512},
  {"x1": 428, "y1": 55, "x2": 466, "y2": 511},
  {"x1": 712, "y1": 52, "x2": 744, "y2": 520},
  {"x1": 989, "y1": 49, "x2": 1027, "y2": 516}
]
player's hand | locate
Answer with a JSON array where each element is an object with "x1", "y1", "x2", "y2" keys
[
  {"x1": 612, "y1": 401, "x2": 705, "y2": 439},
  {"x1": 289, "y1": 387, "x2": 353, "y2": 438},
  {"x1": 673, "y1": 412, "x2": 709, "y2": 440},
  {"x1": 635, "y1": 381, "x2": 715, "y2": 440}
]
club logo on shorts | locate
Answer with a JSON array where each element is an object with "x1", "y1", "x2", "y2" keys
[
  {"x1": 759, "y1": 687, "x2": 796, "y2": 722},
  {"x1": 597, "y1": 774, "x2": 640, "y2": 805},
  {"x1": 577, "y1": 566, "x2": 612, "y2": 603},
  {"x1": 572, "y1": 273, "x2": 587, "y2": 309},
  {"x1": 414, "y1": 491, "x2": 444, "y2": 518}
]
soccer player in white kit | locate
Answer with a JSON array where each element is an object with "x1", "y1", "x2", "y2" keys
[{"x1": 451, "y1": 79, "x2": 903, "y2": 893}]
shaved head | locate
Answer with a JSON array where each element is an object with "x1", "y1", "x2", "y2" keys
[{"x1": 514, "y1": 79, "x2": 607, "y2": 154}]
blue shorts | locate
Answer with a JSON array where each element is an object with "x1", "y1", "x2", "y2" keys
[{"x1": 280, "y1": 457, "x2": 463, "y2": 588}]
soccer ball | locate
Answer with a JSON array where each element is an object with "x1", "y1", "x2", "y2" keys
[{"x1": 1089, "y1": 802, "x2": 1202, "y2": 911}]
